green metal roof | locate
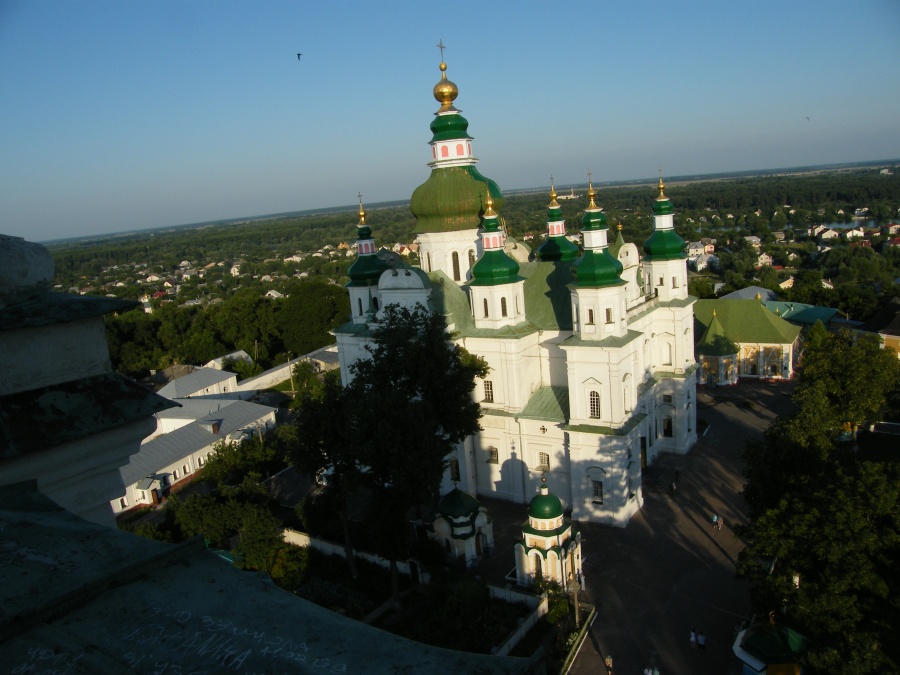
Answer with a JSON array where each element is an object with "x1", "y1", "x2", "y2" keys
[
  {"x1": 652, "y1": 197, "x2": 674, "y2": 216},
  {"x1": 742, "y1": 623, "x2": 809, "y2": 665},
  {"x1": 347, "y1": 253, "x2": 388, "y2": 286},
  {"x1": 764, "y1": 300, "x2": 838, "y2": 326},
  {"x1": 694, "y1": 299, "x2": 802, "y2": 345},
  {"x1": 607, "y1": 228, "x2": 627, "y2": 259},
  {"x1": 560, "y1": 329, "x2": 642, "y2": 349},
  {"x1": 695, "y1": 311, "x2": 739, "y2": 356},
  {"x1": 519, "y1": 386, "x2": 568, "y2": 422},
  {"x1": 411, "y1": 166, "x2": 503, "y2": 234}
]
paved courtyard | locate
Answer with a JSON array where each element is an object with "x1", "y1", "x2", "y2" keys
[{"x1": 475, "y1": 379, "x2": 795, "y2": 674}]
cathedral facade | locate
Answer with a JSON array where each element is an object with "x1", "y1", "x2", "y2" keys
[{"x1": 334, "y1": 60, "x2": 697, "y2": 526}]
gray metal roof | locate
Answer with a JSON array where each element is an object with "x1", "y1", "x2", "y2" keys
[
  {"x1": 121, "y1": 400, "x2": 274, "y2": 485},
  {"x1": 157, "y1": 367, "x2": 236, "y2": 399}
]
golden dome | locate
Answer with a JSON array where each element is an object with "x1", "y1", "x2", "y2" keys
[
  {"x1": 587, "y1": 181, "x2": 598, "y2": 209},
  {"x1": 548, "y1": 179, "x2": 559, "y2": 208},
  {"x1": 357, "y1": 194, "x2": 366, "y2": 225},
  {"x1": 483, "y1": 194, "x2": 497, "y2": 218},
  {"x1": 433, "y1": 62, "x2": 459, "y2": 112},
  {"x1": 657, "y1": 175, "x2": 667, "y2": 200}
]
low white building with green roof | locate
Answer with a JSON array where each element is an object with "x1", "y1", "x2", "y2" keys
[
  {"x1": 334, "y1": 58, "x2": 698, "y2": 527},
  {"x1": 694, "y1": 299, "x2": 802, "y2": 381}
]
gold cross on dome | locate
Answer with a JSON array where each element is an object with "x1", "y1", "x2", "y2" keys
[{"x1": 437, "y1": 39, "x2": 446, "y2": 61}]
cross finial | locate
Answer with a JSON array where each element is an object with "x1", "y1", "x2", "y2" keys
[
  {"x1": 437, "y1": 39, "x2": 446, "y2": 62},
  {"x1": 587, "y1": 169, "x2": 593, "y2": 185}
]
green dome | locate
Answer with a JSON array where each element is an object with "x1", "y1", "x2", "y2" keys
[
  {"x1": 642, "y1": 229, "x2": 686, "y2": 260},
  {"x1": 437, "y1": 488, "x2": 480, "y2": 519},
  {"x1": 347, "y1": 253, "x2": 388, "y2": 286},
  {"x1": 470, "y1": 250, "x2": 520, "y2": 286},
  {"x1": 581, "y1": 208, "x2": 607, "y2": 231},
  {"x1": 430, "y1": 113, "x2": 471, "y2": 142},
  {"x1": 411, "y1": 166, "x2": 503, "y2": 234},
  {"x1": 537, "y1": 235, "x2": 580, "y2": 262},
  {"x1": 573, "y1": 249, "x2": 624, "y2": 287},
  {"x1": 652, "y1": 197, "x2": 674, "y2": 216},
  {"x1": 529, "y1": 487, "x2": 564, "y2": 519}
]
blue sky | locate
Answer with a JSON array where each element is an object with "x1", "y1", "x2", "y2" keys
[{"x1": 1, "y1": 1, "x2": 899, "y2": 242}]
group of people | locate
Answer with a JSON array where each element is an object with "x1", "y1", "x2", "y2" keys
[
  {"x1": 689, "y1": 628, "x2": 707, "y2": 652},
  {"x1": 642, "y1": 667, "x2": 660, "y2": 675}
]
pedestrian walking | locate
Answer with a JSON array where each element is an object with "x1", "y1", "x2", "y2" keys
[
  {"x1": 711, "y1": 513, "x2": 719, "y2": 530},
  {"x1": 690, "y1": 628, "x2": 697, "y2": 649},
  {"x1": 697, "y1": 632, "x2": 706, "y2": 652},
  {"x1": 669, "y1": 481, "x2": 677, "y2": 497},
  {"x1": 717, "y1": 516, "x2": 724, "y2": 531},
  {"x1": 604, "y1": 654, "x2": 613, "y2": 673}
]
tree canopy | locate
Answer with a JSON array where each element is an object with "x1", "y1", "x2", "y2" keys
[{"x1": 737, "y1": 325, "x2": 900, "y2": 673}]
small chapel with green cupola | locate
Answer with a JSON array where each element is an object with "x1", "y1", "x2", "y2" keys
[{"x1": 334, "y1": 52, "x2": 697, "y2": 527}]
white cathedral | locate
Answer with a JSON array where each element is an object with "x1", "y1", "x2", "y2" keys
[{"x1": 334, "y1": 59, "x2": 697, "y2": 527}]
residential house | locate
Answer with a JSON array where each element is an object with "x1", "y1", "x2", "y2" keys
[
  {"x1": 756, "y1": 253, "x2": 773, "y2": 267},
  {"x1": 818, "y1": 228, "x2": 840, "y2": 242},
  {"x1": 844, "y1": 227, "x2": 866, "y2": 240},
  {"x1": 858, "y1": 297, "x2": 900, "y2": 357},
  {"x1": 778, "y1": 277, "x2": 795, "y2": 290},
  {"x1": 687, "y1": 241, "x2": 706, "y2": 257},
  {"x1": 265, "y1": 289, "x2": 285, "y2": 299},
  {"x1": 744, "y1": 236, "x2": 762, "y2": 250},
  {"x1": 230, "y1": 264, "x2": 242, "y2": 277}
]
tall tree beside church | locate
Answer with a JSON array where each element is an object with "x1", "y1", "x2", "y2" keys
[
  {"x1": 738, "y1": 324, "x2": 900, "y2": 673},
  {"x1": 348, "y1": 305, "x2": 488, "y2": 601}
]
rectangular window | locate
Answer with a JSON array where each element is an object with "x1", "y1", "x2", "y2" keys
[
  {"x1": 663, "y1": 394, "x2": 673, "y2": 403},
  {"x1": 658, "y1": 276, "x2": 664, "y2": 286},
  {"x1": 538, "y1": 452, "x2": 550, "y2": 471},
  {"x1": 587, "y1": 309, "x2": 594, "y2": 324},
  {"x1": 605, "y1": 308, "x2": 613, "y2": 324},
  {"x1": 487, "y1": 447, "x2": 499, "y2": 464},
  {"x1": 592, "y1": 480, "x2": 604, "y2": 504},
  {"x1": 119, "y1": 497, "x2": 127, "y2": 509},
  {"x1": 449, "y1": 458, "x2": 461, "y2": 483},
  {"x1": 484, "y1": 380, "x2": 494, "y2": 403},
  {"x1": 672, "y1": 276, "x2": 678, "y2": 288}
]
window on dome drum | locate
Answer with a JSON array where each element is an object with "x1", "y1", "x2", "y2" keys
[
  {"x1": 441, "y1": 146, "x2": 449, "y2": 158},
  {"x1": 589, "y1": 391, "x2": 600, "y2": 418},
  {"x1": 120, "y1": 498, "x2": 127, "y2": 509},
  {"x1": 456, "y1": 143, "x2": 464, "y2": 156},
  {"x1": 605, "y1": 308, "x2": 613, "y2": 324},
  {"x1": 587, "y1": 309, "x2": 594, "y2": 325},
  {"x1": 449, "y1": 458, "x2": 461, "y2": 483},
  {"x1": 484, "y1": 380, "x2": 494, "y2": 403},
  {"x1": 487, "y1": 446, "x2": 499, "y2": 464},
  {"x1": 671, "y1": 276, "x2": 678, "y2": 288},
  {"x1": 468, "y1": 249, "x2": 476, "y2": 270},
  {"x1": 427, "y1": 253, "x2": 432, "y2": 272},
  {"x1": 591, "y1": 480, "x2": 604, "y2": 504},
  {"x1": 538, "y1": 452, "x2": 550, "y2": 471},
  {"x1": 501, "y1": 297, "x2": 508, "y2": 317},
  {"x1": 483, "y1": 298, "x2": 489, "y2": 318},
  {"x1": 173, "y1": 469, "x2": 179, "y2": 480},
  {"x1": 452, "y1": 252, "x2": 461, "y2": 281},
  {"x1": 182, "y1": 464, "x2": 189, "y2": 475},
  {"x1": 198, "y1": 456, "x2": 204, "y2": 467}
]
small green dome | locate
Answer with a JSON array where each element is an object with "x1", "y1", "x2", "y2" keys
[
  {"x1": 537, "y1": 235, "x2": 580, "y2": 262},
  {"x1": 430, "y1": 113, "x2": 471, "y2": 142},
  {"x1": 529, "y1": 486, "x2": 564, "y2": 519},
  {"x1": 652, "y1": 198, "x2": 674, "y2": 216},
  {"x1": 437, "y1": 488, "x2": 480, "y2": 519},
  {"x1": 347, "y1": 254, "x2": 387, "y2": 286},
  {"x1": 581, "y1": 208, "x2": 607, "y2": 231},
  {"x1": 411, "y1": 166, "x2": 503, "y2": 234},
  {"x1": 642, "y1": 229, "x2": 686, "y2": 260},
  {"x1": 573, "y1": 249, "x2": 624, "y2": 287}
]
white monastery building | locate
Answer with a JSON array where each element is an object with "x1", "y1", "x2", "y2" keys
[{"x1": 334, "y1": 59, "x2": 697, "y2": 527}]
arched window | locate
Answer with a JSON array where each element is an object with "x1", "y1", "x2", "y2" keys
[
  {"x1": 501, "y1": 297, "x2": 508, "y2": 317},
  {"x1": 606, "y1": 308, "x2": 613, "y2": 324},
  {"x1": 587, "y1": 309, "x2": 594, "y2": 325},
  {"x1": 441, "y1": 146, "x2": 449, "y2": 157},
  {"x1": 483, "y1": 298, "x2": 489, "y2": 317},
  {"x1": 456, "y1": 143, "x2": 464, "y2": 156},
  {"x1": 487, "y1": 446, "x2": 499, "y2": 464},
  {"x1": 372, "y1": 297, "x2": 379, "y2": 311},
  {"x1": 452, "y1": 252, "x2": 461, "y2": 281},
  {"x1": 664, "y1": 343, "x2": 673, "y2": 366},
  {"x1": 468, "y1": 249, "x2": 476, "y2": 270},
  {"x1": 357, "y1": 298, "x2": 363, "y2": 316},
  {"x1": 589, "y1": 391, "x2": 601, "y2": 418},
  {"x1": 663, "y1": 416, "x2": 674, "y2": 437},
  {"x1": 432, "y1": 147, "x2": 436, "y2": 159}
]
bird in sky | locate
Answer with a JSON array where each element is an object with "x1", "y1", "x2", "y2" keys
[
  {"x1": 805, "y1": 116, "x2": 811, "y2": 121},
  {"x1": 297, "y1": 53, "x2": 302, "y2": 61}
]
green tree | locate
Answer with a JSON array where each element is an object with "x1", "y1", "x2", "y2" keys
[
  {"x1": 738, "y1": 325, "x2": 900, "y2": 673},
  {"x1": 333, "y1": 305, "x2": 487, "y2": 601}
]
